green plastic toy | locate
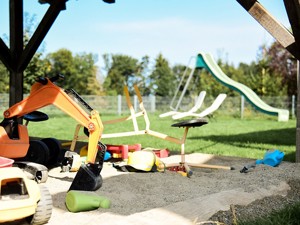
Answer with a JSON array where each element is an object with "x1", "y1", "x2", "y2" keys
[{"x1": 65, "y1": 190, "x2": 111, "y2": 213}]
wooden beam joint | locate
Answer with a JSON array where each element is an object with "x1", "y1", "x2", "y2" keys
[
  {"x1": 237, "y1": 0, "x2": 300, "y2": 60},
  {"x1": 0, "y1": 38, "x2": 12, "y2": 71},
  {"x1": 17, "y1": 0, "x2": 68, "y2": 71}
]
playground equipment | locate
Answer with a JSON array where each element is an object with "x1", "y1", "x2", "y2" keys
[
  {"x1": 0, "y1": 74, "x2": 105, "y2": 191},
  {"x1": 197, "y1": 53, "x2": 289, "y2": 121},
  {"x1": 0, "y1": 159, "x2": 52, "y2": 224},
  {"x1": 172, "y1": 93, "x2": 227, "y2": 120},
  {"x1": 164, "y1": 53, "x2": 289, "y2": 122},
  {"x1": 159, "y1": 91, "x2": 206, "y2": 118},
  {"x1": 168, "y1": 56, "x2": 197, "y2": 113},
  {"x1": 70, "y1": 84, "x2": 232, "y2": 176}
]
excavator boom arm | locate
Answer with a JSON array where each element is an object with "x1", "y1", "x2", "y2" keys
[{"x1": 3, "y1": 78, "x2": 103, "y2": 164}]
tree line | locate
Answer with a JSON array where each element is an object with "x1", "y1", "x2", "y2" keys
[
  {"x1": 0, "y1": 14, "x2": 297, "y2": 99},
  {"x1": 0, "y1": 40, "x2": 296, "y2": 98},
  {"x1": 0, "y1": 13, "x2": 296, "y2": 99},
  {"x1": 103, "y1": 41, "x2": 297, "y2": 98}
]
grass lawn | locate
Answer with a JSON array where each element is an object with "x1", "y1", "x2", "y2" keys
[
  {"x1": 238, "y1": 202, "x2": 300, "y2": 225},
  {"x1": 26, "y1": 112, "x2": 297, "y2": 162}
]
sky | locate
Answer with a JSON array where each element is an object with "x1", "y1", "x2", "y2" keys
[{"x1": 0, "y1": 0, "x2": 291, "y2": 71}]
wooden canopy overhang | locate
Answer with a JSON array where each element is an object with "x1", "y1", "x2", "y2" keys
[
  {"x1": 0, "y1": 0, "x2": 68, "y2": 106},
  {"x1": 1, "y1": 0, "x2": 300, "y2": 162}
]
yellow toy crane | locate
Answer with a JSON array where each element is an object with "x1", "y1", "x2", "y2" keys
[{"x1": 0, "y1": 74, "x2": 105, "y2": 191}]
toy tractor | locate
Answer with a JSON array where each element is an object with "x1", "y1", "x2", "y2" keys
[{"x1": 0, "y1": 74, "x2": 106, "y2": 191}]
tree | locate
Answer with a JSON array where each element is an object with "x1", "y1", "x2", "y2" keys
[
  {"x1": 73, "y1": 53, "x2": 102, "y2": 95},
  {"x1": 45, "y1": 49, "x2": 101, "y2": 95},
  {"x1": 23, "y1": 52, "x2": 48, "y2": 93},
  {"x1": 103, "y1": 54, "x2": 148, "y2": 95},
  {"x1": 0, "y1": 13, "x2": 46, "y2": 93},
  {"x1": 0, "y1": 62, "x2": 9, "y2": 93},
  {"x1": 234, "y1": 62, "x2": 262, "y2": 95},
  {"x1": 265, "y1": 42, "x2": 297, "y2": 96},
  {"x1": 45, "y1": 48, "x2": 74, "y2": 80},
  {"x1": 135, "y1": 55, "x2": 150, "y2": 95},
  {"x1": 149, "y1": 54, "x2": 175, "y2": 97}
]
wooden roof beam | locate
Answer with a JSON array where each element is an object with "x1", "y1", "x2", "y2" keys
[
  {"x1": 17, "y1": 0, "x2": 68, "y2": 72},
  {"x1": 0, "y1": 38, "x2": 12, "y2": 71},
  {"x1": 237, "y1": 0, "x2": 300, "y2": 60}
]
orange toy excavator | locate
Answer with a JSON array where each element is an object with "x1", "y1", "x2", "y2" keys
[{"x1": 0, "y1": 75, "x2": 105, "y2": 191}]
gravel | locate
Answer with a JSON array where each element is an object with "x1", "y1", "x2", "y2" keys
[
  {"x1": 209, "y1": 179, "x2": 300, "y2": 225},
  {"x1": 92, "y1": 155, "x2": 300, "y2": 223},
  {"x1": 7, "y1": 153, "x2": 300, "y2": 225}
]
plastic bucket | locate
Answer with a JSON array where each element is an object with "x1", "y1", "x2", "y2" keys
[{"x1": 0, "y1": 157, "x2": 14, "y2": 168}]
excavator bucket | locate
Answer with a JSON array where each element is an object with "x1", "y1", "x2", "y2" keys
[
  {"x1": 69, "y1": 142, "x2": 107, "y2": 191},
  {"x1": 69, "y1": 163, "x2": 103, "y2": 191}
]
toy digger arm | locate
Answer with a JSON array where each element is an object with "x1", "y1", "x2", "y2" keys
[{"x1": 3, "y1": 77, "x2": 103, "y2": 164}]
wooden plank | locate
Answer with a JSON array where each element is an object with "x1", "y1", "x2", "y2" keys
[{"x1": 237, "y1": 0, "x2": 300, "y2": 59}]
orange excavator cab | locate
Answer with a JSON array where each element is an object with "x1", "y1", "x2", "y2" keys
[{"x1": 0, "y1": 74, "x2": 105, "y2": 191}]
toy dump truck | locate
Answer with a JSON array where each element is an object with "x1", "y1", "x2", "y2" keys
[{"x1": 0, "y1": 159, "x2": 52, "y2": 224}]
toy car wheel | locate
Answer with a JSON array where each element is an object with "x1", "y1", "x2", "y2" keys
[
  {"x1": 41, "y1": 138, "x2": 62, "y2": 166},
  {"x1": 23, "y1": 140, "x2": 50, "y2": 166},
  {"x1": 27, "y1": 184, "x2": 52, "y2": 225}
]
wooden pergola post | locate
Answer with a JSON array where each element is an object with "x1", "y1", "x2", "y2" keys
[
  {"x1": 237, "y1": 0, "x2": 300, "y2": 162},
  {"x1": 9, "y1": 0, "x2": 24, "y2": 106},
  {"x1": 283, "y1": 0, "x2": 300, "y2": 163},
  {"x1": 297, "y1": 61, "x2": 300, "y2": 162}
]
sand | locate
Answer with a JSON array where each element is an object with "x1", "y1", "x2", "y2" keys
[{"x1": 5, "y1": 153, "x2": 300, "y2": 225}]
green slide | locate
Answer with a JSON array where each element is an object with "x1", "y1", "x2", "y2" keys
[{"x1": 196, "y1": 53, "x2": 289, "y2": 122}]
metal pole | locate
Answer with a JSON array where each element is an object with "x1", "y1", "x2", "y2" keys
[
  {"x1": 117, "y1": 94, "x2": 122, "y2": 116},
  {"x1": 175, "y1": 66, "x2": 196, "y2": 111},
  {"x1": 241, "y1": 95, "x2": 245, "y2": 119},
  {"x1": 134, "y1": 95, "x2": 138, "y2": 112},
  {"x1": 151, "y1": 95, "x2": 156, "y2": 113}
]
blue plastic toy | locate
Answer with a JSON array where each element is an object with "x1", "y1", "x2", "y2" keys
[
  {"x1": 256, "y1": 149, "x2": 284, "y2": 167},
  {"x1": 104, "y1": 151, "x2": 111, "y2": 161},
  {"x1": 240, "y1": 149, "x2": 284, "y2": 173}
]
